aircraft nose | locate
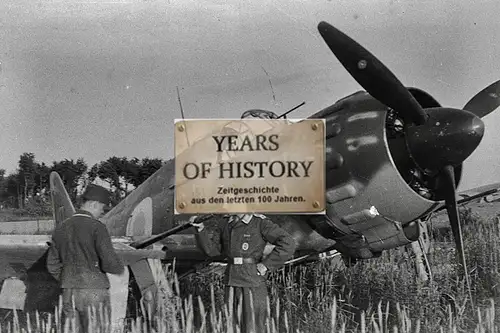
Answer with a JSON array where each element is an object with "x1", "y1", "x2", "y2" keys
[
  {"x1": 405, "y1": 107, "x2": 485, "y2": 171},
  {"x1": 470, "y1": 115, "x2": 485, "y2": 137}
]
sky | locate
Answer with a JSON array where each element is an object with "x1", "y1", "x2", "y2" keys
[{"x1": 0, "y1": 0, "x2": 499, "y2": 191}]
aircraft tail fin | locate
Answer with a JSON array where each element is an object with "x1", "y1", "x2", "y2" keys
[{"x1": 49, "y1": 171, "x2": 76, "y2": 225}]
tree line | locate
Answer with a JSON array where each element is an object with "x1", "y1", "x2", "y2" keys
[{"x1": 0, "y1": 153, "x2": 165, "y2": 209}]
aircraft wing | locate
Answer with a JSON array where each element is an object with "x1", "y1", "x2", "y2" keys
[
  {"x1": 432, "y1": 184, "x2": 500, "y2": 214},
  {"x1": 0, "y1": 235, "x2": 166, "y2": 278},
  {"x1": 0, "y1": 235, "x2": 166, "y2": 312},
  {"x1": 458, "y1": 182, "x2": 500, "y2": 199}
]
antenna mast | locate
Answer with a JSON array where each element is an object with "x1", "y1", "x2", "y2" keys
[
  {"x1": 278, "y1": 101, "x2": 306, "y2": 119},
  {"x1": 176, "y1": 86, "x2": 191, "y2": 147}
]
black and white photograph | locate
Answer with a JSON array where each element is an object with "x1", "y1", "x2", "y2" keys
[{"x1": 1, "y1": 0, "x2": 500, "y2": 332}]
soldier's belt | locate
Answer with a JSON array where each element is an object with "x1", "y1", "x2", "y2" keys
[{"x1": 230, "y1": 257, "x2": 256, "y2": 265}]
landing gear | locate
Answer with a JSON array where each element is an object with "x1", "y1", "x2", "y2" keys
[{"x1": 407, "y1": 220, "x2": 432, "y2": 282}]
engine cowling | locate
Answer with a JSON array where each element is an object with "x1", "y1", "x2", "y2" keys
[{"x1": 305, "y1": 88, "x2": 454, "y2": 259}]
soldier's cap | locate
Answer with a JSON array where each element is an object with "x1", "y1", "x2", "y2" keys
[{"x1": 82, "y1": 184, "x2": 111, "y2": 205}]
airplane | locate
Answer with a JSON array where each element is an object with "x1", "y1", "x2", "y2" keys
[
  {"x1": 457, "y1": 182, "x2": 500, "y2": 203},
  {"x1": 1, "y1": 20, "x2": 500, "y2": 326}
]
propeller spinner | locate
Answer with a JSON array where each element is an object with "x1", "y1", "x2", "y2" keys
[{"x1": 318, "y1": 21, "x2": 499, "y2": 305}]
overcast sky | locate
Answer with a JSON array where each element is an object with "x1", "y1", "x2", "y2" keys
[{"x1": 0, "y1": 0, "x2": 499, "y2": 191}]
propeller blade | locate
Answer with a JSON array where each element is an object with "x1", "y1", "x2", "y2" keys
[
  {"x1": 317, "y1": 21, "x2": 428, "y2": 126},
  {"x1": 463, "y1": 80, "x2": 500, "y2": 118},
  {"x1": 441, "y1": 165, "x2": 474, "y2": 306}
]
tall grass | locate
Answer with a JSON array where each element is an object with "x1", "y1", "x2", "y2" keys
[{"x1": 3, "y1": 209, "x2": 500, "y2": 332}]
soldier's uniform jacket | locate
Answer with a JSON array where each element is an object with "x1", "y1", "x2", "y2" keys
[
  {"x1": 195, "y1": 214, "x2": 296, "y2": 287},
  {"x1": 47, "y1": 210, "x2": 124, "y2": 289}
]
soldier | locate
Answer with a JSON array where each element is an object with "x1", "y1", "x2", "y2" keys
[
  {"x1": 47, "y1": 184, "x2": 124, "y2": 333},
  {"x1": 191, "y1": 213, "x2": 296, "y2": 333}
]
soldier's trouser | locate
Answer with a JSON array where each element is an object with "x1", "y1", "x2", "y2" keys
[
  {"x1": 224, "y1": 285, "x2": 269, "y2": 333},
  {"x1": 62, "y1": 288, "x2": 111, "y2": 333}
]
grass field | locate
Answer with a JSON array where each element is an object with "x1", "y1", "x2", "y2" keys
[{"x1": 2, "y1": 204, "x2": 500, "y2": 332}]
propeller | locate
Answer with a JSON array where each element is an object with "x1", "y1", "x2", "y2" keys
[
  {"x1": 317, "y1": 21, "x2": 428, "y2": 126},
  {"x1": 317, "y1": 21, "x2": 497, "y2": 305},
  {"x1": 439, "y1": 166, "x2": 473, "y2": 304},
  {"x1": 463, "y1": 80, "x2": 500, "y2": 118}
]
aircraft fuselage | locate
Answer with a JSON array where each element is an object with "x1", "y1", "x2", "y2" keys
[{"x1": 101, "y1": 88, "x2": 451, "y2": 262}]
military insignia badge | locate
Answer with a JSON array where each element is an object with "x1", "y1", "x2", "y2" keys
[{"x1": 242, "y1": 242, "x2": 249, "y2": 251}]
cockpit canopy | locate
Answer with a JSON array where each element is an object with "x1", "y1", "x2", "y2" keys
[{"x1": 240, "y1": 109, "x2": 279, "y2": 119}]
